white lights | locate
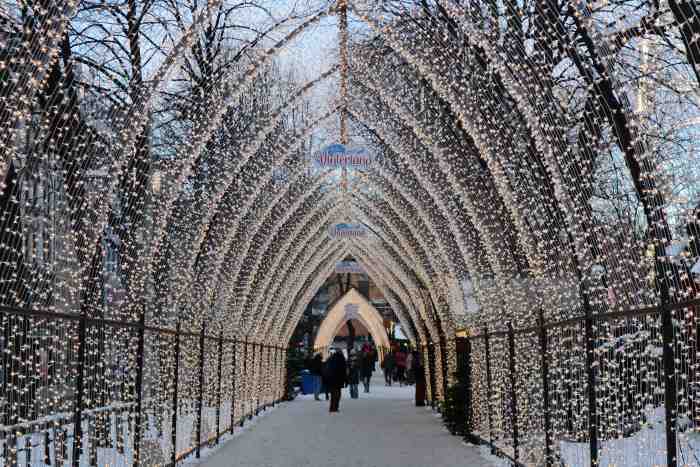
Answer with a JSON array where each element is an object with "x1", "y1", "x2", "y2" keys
[{"x1": 1, "y1": 0, "x2": 699, "y2": 465}]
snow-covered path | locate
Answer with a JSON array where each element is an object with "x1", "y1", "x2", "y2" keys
[{"x1": 199, "y1": 374, "x2": 492, "y2": 467}]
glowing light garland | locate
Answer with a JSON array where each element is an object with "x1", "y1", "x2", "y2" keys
[{"x1": 1, "y1": 0, "x2": 699, "y2": 465}]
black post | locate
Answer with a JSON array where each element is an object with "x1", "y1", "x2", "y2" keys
[
  {"x1": 263, "y1": 346, "x2": 268, "y2": 409},
  {"x1": 280, "y1": 347, "x2": 289, "y2": 400},
  {"x1": 439, "y1": 333, "x2": 449, "y2": 405},
  {"x1": 230, "y1": 340, "x2": 237, "y2": 433},
  {"x1": 282, "y1": 347, "x2": 287, "y2": 402},
  {"x1": 538, "y1": 311, "x2": 552, "y2": 467},
  {"x1": 464, "y1": 337, "x2": 474, "y2": 443},
  {"x1": 215, "y1": 332, "x2": 223, "y2": 444},
  {"x1": 420, "y1": 343, "x2": 427, "y2": 406},
  {"x1": 282, "y1": 347, "x2": 288, "y2": 401},
  {"x1": 428, "y1": 343, "x2": 437, "y2": 409},
  {"x1": 583, "y1": 307, "x2": 598, "y2": 466},
  {"x1": 263, "y1": 345, "x2": 270, "y2": 410},
  {"x1": 255, "y1": 343, "x2": 260, "y2": 416},
  {"x1": 270, "y1": 346, "x2": 274, "y2": 407},
  {"x1": 241, "y1": 339, "x2": 248, "y2": 426},
  {"x1": 277, "y1": 347, "x2": 281, "y2": 402},
  {"x1": 267, "y1": 346, "x2": 277, "y2": 407},
  {"x1": 507, "y1": 322, "x2": 519, "y2": 464},
  {"x1": 425, "y1": 343, "x2": 432, "y2": 407},
  {"x1": 132, "y1": 312, "x2": 146, "y2": 467},
  {"x1": 483, "y1": 327, "x2": 495, "y2": 454},
  {"x1": 276, "y1": 347, "x2": 280, "y2": 403},
  {"x1": 263, "y1": 345, "x2": 269, "y2": 409},
  {"x1": 71, "y1": 314, "x2": 88, "y2": 467},
  {"x1": 195, "y1": 325, "x2": 205, "y2": 459},
  {"x1": 661, "y1": 302, "x2": 678, "y2": 467},
  {"x1": 261, "y1": 346, "x2": 266, "y2": 409},
  {"x1": 171, "y1": 322, "x2": 181, "y2": 467}
]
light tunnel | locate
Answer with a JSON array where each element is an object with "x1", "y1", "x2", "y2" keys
[{"x1": 0, "y1": 0, "x2": 699, "y2": 466}]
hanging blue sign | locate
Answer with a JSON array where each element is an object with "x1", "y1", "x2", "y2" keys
[
  {"x1": 312, "y1": 144, "x2": 372, "y2": 169},
  {"x1": 335, "y1": 260, "x2": 365, "y2": 274},
  {"x1": 328, "y1": 223, "x2": 367, "y2": 239}
]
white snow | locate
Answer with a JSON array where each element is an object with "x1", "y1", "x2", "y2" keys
[
  {"x1": 556, "y1": 406, "x2": 700, "y2": 467},
  {"x1": 482, "y1": 405, "x2": 700, "y2": 467}
]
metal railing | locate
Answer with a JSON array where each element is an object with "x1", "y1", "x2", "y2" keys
[
  {"x1": 0, "y1": 305, "x2": 287, "y2": 467},
  {"x1": 442, "y1": 296, "x2": 700, "y2": 467}
]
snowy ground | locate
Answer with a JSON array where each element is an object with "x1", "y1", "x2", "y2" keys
[
  {"x1": 198, "y1": 373, "x2": 493, "y2": 467},
  {"x1": 477, "y1": 405, "x2": 700, "y2": 467}
]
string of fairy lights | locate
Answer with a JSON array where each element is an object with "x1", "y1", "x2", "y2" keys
[{"x1": 0, "y1": 0, "x2": 699, "y2": 465}]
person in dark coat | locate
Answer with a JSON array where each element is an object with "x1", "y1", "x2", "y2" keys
[
  {"x1": 326, "y1": 350, "x2": 347, "y2": 412},
  {"x1": 412, "y1": 350, "x2": 426, "y2": 407},
  {"x1": 347, "y1": 353, "x2": 360, "y2": 399},
  {"x1": 382, "y1": 351, "x2": 395, "y2": 386},
  {"x1": 395, "y1": 348, "x2": 407, "y2": 386},
  {"x1": 360, "y1": 350, "x2": 374, "y2": 393},
  {"x1": 310, "y1": 353, "x2": 323, "y2": 401}
]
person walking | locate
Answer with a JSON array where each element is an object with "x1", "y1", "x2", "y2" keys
[
  {"x1": 412, "y1": 350, "x2": 426, "y2": 407},
  {"x1": 395, "y1": 348, "x2": 407, "y2": 386},
  {"x1": 326, "y1": 350, "x2": 347, "y2": 413},
  {"x1": 348, "y1": 353, "x2": 360, "y2": 399},
  {"x1": 360, "y1": 349, "x2": 374, "y2": 393},
  {"x1": 382, "y1": 351, "x2": 395, "y2": 386},
  {"x1": 310, "y1": 353, "x2": 323, "y2": 401}
]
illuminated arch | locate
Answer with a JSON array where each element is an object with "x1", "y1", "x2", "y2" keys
[{"x1": 312, "y1": 288, "x2": 390, "y2": 361}]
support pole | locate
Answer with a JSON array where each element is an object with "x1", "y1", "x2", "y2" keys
[
  {"x1": 662, "y1": 302, "x2": 678, "y2": 467},
  {"x1": 270, "y1": 347, "x2": 275, "y2": 405},
  {"x1": 421, "y1": 343, "x2": 428, "y2": 406},
  {"x1": 266, "y1": 346, "x2": 270, "y2": 402},
  {"x1": 71, "y1": 315, "x2": 87, "y2": 467},
  {"x1": 132, "y1": 312, "x2": 146, "y2": 467},
  {"x1": 269, "y1": 347, "x2": 274, "y2": 407},
  {"x1": 277, "y1": 347, "x2": 281, "y2": 403},
  {"x1": 230, "y1": 340, "x2": 237, "y2": 433},
  {"x1": 248, "y1": 340, "x2": 254, "y2": 419},
  {"x1": 428, "y1": 343, "x2": 437, "y2": 409},
  {"x1": 283, "y1": 346, "x2": 289, "y2": 401},
  {"x1": 259, "y1": 344, "x2": 264, "y2": 412},
  {"x1": 171, "y1": 322, "x2": 181, "y2": 466},
  {"x1": 507, "y1": 322, "x2": 519, "y2": 464},
  {"x1": 439, "y1": 333, "x2": 449, "y2": 404},
  {"x1": 464, "y1": 337, "x2": 474, "y2": 444},
  {"x1": 483, "y1": 327, "x2": 495, "y2": 454},
  {"x1": 282, "y1": 347, "x2": 287, "y2": 401},
  {"x1": 538, "y1": 311, "x2": 552, "y2": 467},
  {"x1": 215, "y1": 332, "x2": 223, "y2": 444},
  {"x1": 254, "y1": 343, "x2": 261, "y2": 416},
  {"x1": 241, "y1": 339, "x2": 248, "y2": 425},
  {"x1": 583, "y1": 307, "x2": 598, "y2": 467},
  {"x1": 195, "y1": 325, "x2": 205, "y2": 459}
]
